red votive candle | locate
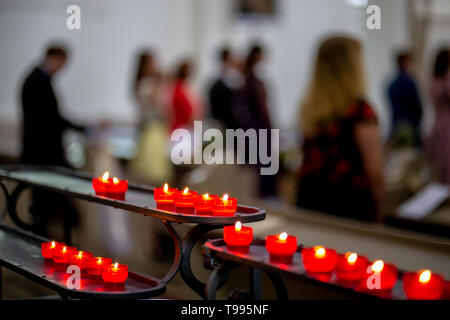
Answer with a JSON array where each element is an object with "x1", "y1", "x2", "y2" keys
[
  {"x1": 362, "y1": 260, "x2": 398, "y2": 291},
  {"x1": 87, "y1": 257, "x2": 113, "y2": 276},
  {"x1": 69, "y1": 250, "x2": 93, "y2": 271},
  {"x1": 194, "y1": 193, "x2": 217, "y2": 215},
  {"x1": 265, "y1": 232, "x2": 298, "y2": 264},
  {"x1": 154, "y1": 183, "x2": 178, "y2": 210},
  {"x1": 302, "y1": 246, "x2": 338, "y2": 273},
  {"x1": 102, "y1": 262, "x2": 129, "y2": 283},
  {"x1": 41, "y1": 241, "x2": 64, "y2": 259},
  {"x1": 92, "y1": 171, "x2": 128, "y2": 198},
  {"x1": 335, "y1": 252, "x2": 369, "y2": 281},
  {"x1": 403, "y1": 269, "x2": 444, "y2": 300},
  {"x1": 223, "y1": 221, "x2": 253, "y2": 253},
  {"x1": 53, "y1": 246, "x2": 77, "y2": 264},
  {"x1": 174, "y1": 187, "x2": 197, "y2": 214},
  {"x1": 212, "y1": 194, "x2": 237, "y2": 216}
]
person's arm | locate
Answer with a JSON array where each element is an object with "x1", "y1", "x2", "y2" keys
[
  {"x1": 56, "y1": 107, "x2": 85, "y2": 132},
  {"x1": 354, "y1": 122, "x2": 385, "y2": 221}
]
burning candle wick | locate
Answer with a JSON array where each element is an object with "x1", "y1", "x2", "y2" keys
[
  {"x1": 346, "y1": 252, "x2": 358, "y2": 265},
  {"x1": 372, "y1": 260, "x2": 384, "y2": 273},
  {"x1": 183, "y1": 187, "x2": 189, "y2": 195},
  {"x1": 278, "y1": 232, "x2": 288, "y2": 241},
  {"x1": 314, "y1": 246, "x2": 326, "y2": 258},
  {"x1": 419, "y1": 270, "x2": 431, "y2": 283},
  {"x1": 113, "y1": 177, "x2": 119, "y2": 185},
  {"x1": 235, "y1": 221, "x2": 242, "y2": 232},
  {"x1": 102, "y1": 171, "x2": 110, "y2": 182},
  {"x1": 163, "y1": 183, "x2": 169, "y2": 193},
  {"x1": 223, "y1": 194, "x2": 229, "y2": 202}
]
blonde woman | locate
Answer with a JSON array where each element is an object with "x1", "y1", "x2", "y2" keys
[{"x1": 296, "y1": 36, "x2": 384, "y2": 222}]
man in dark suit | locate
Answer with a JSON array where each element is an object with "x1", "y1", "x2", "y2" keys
[{"x1": 20, "y1": 45, "x2": 84, "y2": 241}]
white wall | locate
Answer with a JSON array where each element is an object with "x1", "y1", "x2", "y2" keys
[{"x1": 0, "y1": 0, "x2": 410, "y2": 135}]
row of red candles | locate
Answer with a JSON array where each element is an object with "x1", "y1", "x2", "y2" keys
[
  {"x1": 41, "y1": 241, "x2": 128, "y2": 284},
  {"x1": 92, "y1": 172, "x2": 238, "y2": 216},
  {"x1": 223, "y1": 222, "x2": 446, "y2": 300}
]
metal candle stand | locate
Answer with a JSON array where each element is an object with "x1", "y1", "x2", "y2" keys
[{"x1": 0, "y1": 165, "x2": 266, "y2": 299}]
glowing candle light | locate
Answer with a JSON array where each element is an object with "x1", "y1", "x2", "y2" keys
[
  {"x1": 362, "y1": 259, "x2": 398, "y2": 291},
  {"x1": 265, "y1": 232, "x2": 298, "y2": 264},
  {"x1": 41, "y1": 241, "x2": 64, "y2": 259},
  {"x1": 69, "y1": 250, "x2": 93, "y2": 271},
  {"x1": 92, "y1": 171, "x2": 128, "y2": 199},
  {"x1": 194, "y1": 193, "x2": 217, "y2": 215},
  {"x1": 212, "y1": 194, "x2": 237, "y2": 217},
  {"x1": 154, "y1": 183, "x2": 178, "y2": 210},
  {"x1": 403, "y1": 269, "x2": 444, "y2": 300},
  {"x1": 102, "y1": 262, "x2": 129, "y2": 283},
  {"x1": 223, "y1": 221, "x2": 253, "y2": 253},
  {"x1": 335, "y1": 252, "x2": 369, "y2": 282},
  {"x1": 53, "y1": 246, "x2": 77, "y2": 264},
  {"x1": 87, "y1": 257, "x2": 112, "y2": 276},
  {"x1": 174, "y1": 187, "x2": 198, "y2": 214},
  {"x1": 302, "y1": 246, "x2": 338, "y2": 273}
]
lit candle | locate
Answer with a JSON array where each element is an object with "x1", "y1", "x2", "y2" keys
[
  {"x1": 174, "y1": 187, "x2": 198, "y2": 214},
  {"x1": 265, "y1": 232, "x2": 298, "y2": 264},
  {"x1": 194, "y1": 193, "x2": 218, "y2": 215},
  {"x1": 335, "y1": 252, "x2": 369, "y2": 281},
  {"x1": 403, "y1": 269, "x2": 444, "y2": 300},
  {"x1": 69, "y1": 250, "x2": 93, "y2": 271},
  {"x1": 212, "y1": 194, "x2": 237, "y2": 216},
  {"x1": 154, "y1": 183, "x2": 178, "y2": 210},
  {"x1": 53, "y1": 246, "x2": 77, "y2": 264},
  {"x1": 41, "y1": 241, "x2": 64, "y2": 259},
  {"x1": 362, "y1": 259, "x2": 398, "y2": 291},
  {"x1": 87, "y1": 257, "x2": 113, "y2": 276},
  {"x1": 223, "y1": 221, "x2": 253, "y2": 253},
  {"x1": 302, "y1": 246, "x2": 338, "y2": 273},
  {"x1": 92, "y1": 171, "x2": 128, "y2": 199},
  {"x1": 102, "y1": 262, "x2": 129, "y2": 283}
]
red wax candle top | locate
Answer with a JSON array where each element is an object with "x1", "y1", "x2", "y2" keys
[
  {"x1": 362, "y1": 260, "x2": 398, "y2": 291},
  {"x1": 335, "y1": 252, "x2": 369, "y2": 281},
  {"x1": 69, "y1": 250, "x2": 93, "y2": 269},
  {"x1": 102, "y1": 262, "x2": 129, "y2": 283},
  {"x1": 41, "y1": 241, "x2": 64, "y2": 259},
  {"x1": 194, "y1": 193, "x2": 218, "y2": 214},
  {"x1": 265, "y1": 232, "x2": 298, "y2": 263},
  {"x1": 302, "y1": 246, "x2": 338, "y2": 273},
  {"x1": 53, "y1": 246, "x2": 77, "y2": 264},
  {"x1": 154, "y1": 183, "x2": 178, "y2": 203},
  {"x1": 87, "y1": 257, "x2": 113, "y2": 276},
  {"x1": 174, "y1": 187, "x2": 198, "y2": 207},
  {"x1": 224, "y1": 221, "x2": 253, "y2": 248},
  {"x1": 92, "y1": 171, "x2": 128, "y2": 195},
  {"x1": 403, "y1": 269, "x2": 444, "y2": 300},
  {"x1": 212, "y1": 194, "x2": 237, "y2": 216}
]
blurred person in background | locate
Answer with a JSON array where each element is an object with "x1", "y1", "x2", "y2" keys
[
  {"x1": 297, "y1": 36, "x2": 384, "y2": 222},
  {"x1": 20, "y1": 44, "x2": 84, "y2": 242},
  {"x1": 387, "y1": 51, "x2": 423, "y2": 147},
  {"x1": 236, "y1": 44, "x2": 277, "y2": 198},
  {"x1": 426, "y1": 49, "x2": 450, "y2": 184},
  {"x1": 209, "y1": 47, "x2": 242, "y2": 129}
]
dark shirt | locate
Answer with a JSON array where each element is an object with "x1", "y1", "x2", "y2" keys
[
  {"x1": 209, "y1": 78, "x2": 236, "y2": 129},
  {"x1": 20, "y1": 67, "x2": 83, "y2": 166},
  {"x1": 297, "y1": 100, "x2": 378, "y2": 222}
]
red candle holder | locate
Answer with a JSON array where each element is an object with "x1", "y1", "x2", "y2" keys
[
  {"x1": 41, "y1": 241, "x2": 64, "y2": 259},
  {"x1": 335, "y1": 252, "x2": 369, "y2": 282},
  {"x1": 92, "y1": 171, "x2": 128, "y2": 198},
  {"x1": 223, "y1": 221, "x2": 253, "y2": 253},
  {"x1": 102, "y1": 262, "x2": 129, "y2": 283},
  {"x1": 361, "y1": 260, "x2": 398, "y2": 291},
  {"x1": 53, "y1": 246, "x2": 77, "y2": 264},
  {"x1": 174, "y1": 187, "x2": 197, "y2": 214},
  {"x1": 69, "y1": 250, "x2": 93, "y2": 271},
  {"x1": 194, "y1": 193, "x2": 217, "y2": 215},
  {"x1": 302, "y1": 246, "x2": 338, "y2": 273},
  {"x1": 154, "y1": 183, "x2": 178, "y2": 211},
  {"x1": 212, "y1": 194, "x2": 237, "y2": 216},
  {"x1": 87, "y1": 257, "x2": 113, "y2": 276},
  {"x1": 403, "y1": 269, "x2": 444, "y2": 300},
  {"x1": 265, "y1": 232, "x2": 297, "y2": 264}
]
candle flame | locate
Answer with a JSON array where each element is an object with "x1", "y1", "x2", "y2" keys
[
  {"x1": 278, "y1": 232, "x2": 288, "y2": 241},
  {"x1": 346, "y1": 252, "x2": 358, "y2": 265},
  {"x1": 314, "y1": 246, "x2": 326, "y2": 258},
  {"x1": 97, "y1": 258, "x2": 102, "y2": 265},
  {"x1": 102, "y1": 171, "x2": 110, "y2": 182},
  {"x1": 235, "y1": 221, "x2": 242, "y2": 231},
  {"x1": 163, "y1": 183, "x2": 168, "y2": 193},
  {"x1": 419, "y1": 269, "x2": 431, "y2": 284},
  {"x1": 372, "y1": 260, "x2": 384, "y2": 273},
  {"x1": 78, "y1": 251, "x2": 82, "y2": 258},
  {"x1": 62, "y1": 246, "x2": 67, "y2": 253},
  {"x1": 112, "y1": 177, "x2": 119, "y2": 185},
  {"x1": 203, "y1": 193, "x2": 209, "y2": 200},
  {"x1": 223, "y1": 194, "x2": 229, "y2": 202},
  {"x1": 183, "y1": 187, "x2": 189, "y2": 195},
  {"x1": 114, "y1": 262, "x2": 118, "y2": 269},
  {"x1": 51, "y1": 241, "x2": 56, "y2": 248}
]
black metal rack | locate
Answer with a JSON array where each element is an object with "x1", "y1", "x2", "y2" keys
[{"x1": 0, "y1": 165, "x2": 266, "y2": 299}]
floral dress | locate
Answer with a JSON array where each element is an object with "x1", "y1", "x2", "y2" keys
[{"x1": 296, "y1": 100, "x2": 378, "y2": 222}]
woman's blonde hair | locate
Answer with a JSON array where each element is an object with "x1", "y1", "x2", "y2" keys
[{"x1": 300, "y1": 35, "x2": 366, "y2": 135}]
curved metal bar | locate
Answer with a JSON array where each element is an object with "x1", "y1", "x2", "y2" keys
[
  {"x1": 160, "y1": 220, "x2": 182, "y2": 284},
  {"x1": 179, "y1": 224, "x2": 226, "y2": 298},
  {"x1": 264, "y1": 271, "x2": 289, "y2": 300},
  {"x1": 0, "y1": 180, "x2": 9, "y2": 221},
  {"x1": 205, "y1": 261, "x2": 239, "y2": 300},
  {"x1": 8, "y1": 183, "x2": 38, "y2": 231}
]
